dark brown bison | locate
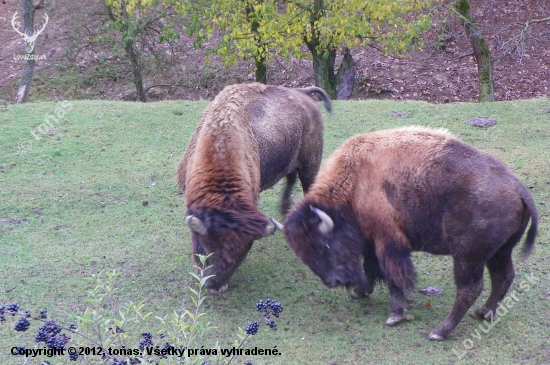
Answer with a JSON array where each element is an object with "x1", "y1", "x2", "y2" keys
[
  {"x1": 283, "y1": 126, "x2": 538, "y2": 340},
  {"x1": 178, "y1": 82, "x2": 331, "y2": 294}
]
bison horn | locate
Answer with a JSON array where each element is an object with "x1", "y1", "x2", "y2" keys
[
  {"x1": 310, "y1": 206, "x2": 334, "y2": 234},
  {"x1": 261, "y1": 218, "x2": 282, "y2": 237},
  {"x1": 185, "y1": 215, "x2": 207, "y2": 235},
  {"x1": 270, "y1": 217, "x2": 285, "y2": 232}
]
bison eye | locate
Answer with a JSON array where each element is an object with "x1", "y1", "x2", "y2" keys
[
  {"x1": 315, "y1": 241, "x2": 331, "y2": 254},
  {"x1": 196, "y1": 242, "x2": 207, "y2": 256}
]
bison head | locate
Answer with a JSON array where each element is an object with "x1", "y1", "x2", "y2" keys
[
  {"x1": 284, "y1": 204, "x2": 368, "y2": 293},
  {"x1": 185, "y1": 206, "x2": 278, "y2": 294}
]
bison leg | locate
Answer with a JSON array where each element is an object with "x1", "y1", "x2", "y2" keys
[
  {"x1": 427, "y1": 258, "x2": 485, "y2": 340},
  {"x1": 374, "y1": 241, "x2": 415, "y2": 326},
  {"x1": 280, "y1": 170, "x2": 297, "y2": 215},
  {"x1": 352, "y1": 242, "x2": 380, "y2": 298},
  {"x1": 385, "y1": 282, "x2": 407, "y2": 326},
  {"x1": 350, "y1": 274, "x2": 375, "y2": 298},
  {"x1": 297, "y1": 165, "x2": 317, "y2": 194},
  {"x1": 471, "y1": 242, "x2": 516, "y2": 320}
]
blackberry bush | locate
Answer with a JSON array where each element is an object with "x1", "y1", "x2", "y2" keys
[{"x1": 0, "y1": 254, "x2": 284, "y2": 365}]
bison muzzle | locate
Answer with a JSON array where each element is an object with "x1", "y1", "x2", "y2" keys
[
  {"x1": 283, "y1": 126, "x2": 538, "y2": 340},
  {"x1": 178, "y1": 82, "x2": 331, "y2": 294}
]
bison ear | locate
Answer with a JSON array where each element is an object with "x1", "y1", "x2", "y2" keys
[
  {"x1": 185, "y1": 215, "x2": 207, "y2": 235},
  {"x1": 310, "y1": 206, "x2": 334, "y2": 234}
]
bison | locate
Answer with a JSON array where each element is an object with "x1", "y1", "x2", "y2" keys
[
  {"x1": 283, "y1": 126, "x2": 538, "y2": 340},
  {"x1": 178, "y1": 82, "x2": 331, "y2": 294}
]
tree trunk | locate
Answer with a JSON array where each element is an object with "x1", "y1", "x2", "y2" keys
[
  {"x1": 305, "y1": 0, "x2": 336, "y2": 98},
  {"x1": 455, "y1": 0, "x2": 495, "y2": 102},
  {"x1": 304, "y1": 0, "x2": 357, "y2": 99},
  {"x1": 255, "y1": 58, "x2": 267, "y2": 84},
  {"x1": 246, "y1": 1, "x2": 267, "y2": 84},
  {"x1": 336, "y1": 47, "x2": 357, "y2": 100},
  {"x1": 306, "y1": 40, "x2": 337, "y2": 99},
  {"x1": 14, "y1": 0, "x2": 45, "y2": 103},
  {"x1": 124, "y1": 42, "x2": 146, "y2": 102}
]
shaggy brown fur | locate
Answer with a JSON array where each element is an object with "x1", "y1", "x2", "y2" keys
[
  {"x1": 178, "y1": 82, "x2": 331, "y2": 293},
  {"x1": 284, "y1": 126, "x2": 538, "y2": 340}
]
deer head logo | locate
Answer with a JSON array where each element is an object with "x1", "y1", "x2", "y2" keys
[{"x1": 11, "y1": 11, "x2": 49, "y2": 54}]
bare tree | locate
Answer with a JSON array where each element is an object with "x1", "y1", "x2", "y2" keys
[
  {"x1": 446, "y1": 0, "x2": 549, "y2": 102},
  {"x1": 102, "y1": 2, "x2": 184, "y2": 102},
  {"x1": 12, "y1": 0, "x2": 48, "y2": 103},
  {"x1": 497, "y1": 16, "x2": 550, "y2": 61}
]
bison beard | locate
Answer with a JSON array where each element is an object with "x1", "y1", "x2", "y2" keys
[
  {"x1": 178, "y1": 83, "x2": 330, "y2": 293},
  {"x1": 186, "y1": 206, "x2": 275, "y2": 293},
  {"x1": 284, "y1": 126, "x2": 538, "y2": 340}
]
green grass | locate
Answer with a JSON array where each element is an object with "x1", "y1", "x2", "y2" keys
[{"x1": 1, "y1": 98, "x2": 549, "y2": 365}]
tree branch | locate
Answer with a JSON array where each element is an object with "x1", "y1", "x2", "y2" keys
[{"x1": 521, "y1": 17, "x2": 550, "y2": 27}]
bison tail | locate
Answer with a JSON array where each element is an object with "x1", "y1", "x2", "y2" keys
[
  {"x1": 520, "y1": 189, "x2": 539, "y2": 259},
  {"x1": 296, "y1": 86, "x2": 333, "y2": 113}
]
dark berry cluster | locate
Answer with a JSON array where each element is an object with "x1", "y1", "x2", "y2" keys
[
  {"x1": 250, "y1": 298, "x2": 284, "y2": 336},
  {"x1": 139, "y1": 332, "x2": 153, "y2": 350},
  {"x1": 35, "y1": 320, "x2": 70, "y2": 349},
  {"x1": 108, "y1": 325, "x2": 124, "y2": 334},
  {"x1": 159, "y1": 342, "x2": 174, "y2": 359},
  {"x1": 256, "y1": 299, "x2": 283, "y2": 319},
  {"x1": 6, "y1": 303, "x2": 19, "y2": 315},
  {"x1": 0, "y1": 305, "x2": 4, "y2": 322},
  {"x1": 244, "y1": 361, "x2": 253, "y2": 365},
  {"x1": 14, "y1": 317, "x2": 30, "y2": 332},
  {"x1": 245, "y1": 321, "x2": 259, "y2": 335},
  {"x1": 69, "y1": 352, "x2": 79, "y2": 361},
  {"x1": 39, "y1": 309, "x2": 47, "y2": 319},
  {"x1": 51, "y1": 333, "x2": 70, "y2": 350}
]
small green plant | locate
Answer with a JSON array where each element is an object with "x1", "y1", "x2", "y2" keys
[{"x1": 1, "y1": 254, "x2": 283, "y2": 365}]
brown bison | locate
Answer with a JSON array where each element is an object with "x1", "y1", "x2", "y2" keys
[
  {"x1": 283, "y1": 126, "x2": 538, "y2": 340},
  {"x1": 178, "y1": 82, "x2": 331, "y2": 294}
]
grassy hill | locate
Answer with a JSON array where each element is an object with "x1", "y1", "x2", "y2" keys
[{"x1": 0, "y1": 98, "x2": 549, "y2": 364}]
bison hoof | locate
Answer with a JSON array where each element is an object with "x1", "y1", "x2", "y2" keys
[
  {"x1": 427, "y1": 331, "x2": 445, "y2": 341},
  {"x1": 385, "y1": 315, "x2": 404, "y2": 326},
  {"x1": 469, "y1": 308, "x2": 487, "y2": 320},
  {"x1": 209, "y1": 284, "x2": 228, "y2": 295},
  {"x1": 349, "y1": 289, "x2": 369, "y2": 298}
]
